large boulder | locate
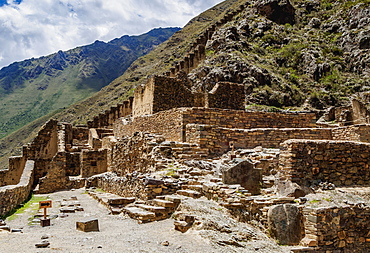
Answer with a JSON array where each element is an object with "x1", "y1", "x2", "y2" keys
[
  {"x1": 222, "y1": 159, "x2": 261, "y2": 195},
  {"x1": 276, "y1": 180, "x2": 312, "y2": 198},
  {"x1": 268, "y1": 204, "x2": 304, "y2": 245},
  {"x1": 256, "y1": 0, "x2": 296, "y2": 25}
]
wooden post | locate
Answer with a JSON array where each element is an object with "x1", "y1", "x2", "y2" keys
[{"x1": 39, "y1": 200, "x2": 52, "y2": 227}]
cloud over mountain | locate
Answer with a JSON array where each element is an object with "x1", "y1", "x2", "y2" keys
[{"x1": 0, "y1": 0, "x2": 222, "y2": 68}]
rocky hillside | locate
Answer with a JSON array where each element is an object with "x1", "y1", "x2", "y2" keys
[
  {"x1": 0, "y1": 27, "x2": 180, "y2": 139},
  {"x1": 188, "y1": 0, "x2": 369, "y2": 111},
  {"x1": 54, "y1": 0, "x2": 370, "y2": 123},
  {"x1": 1, "y1": 0, "x2": 369, "y2": 168}
]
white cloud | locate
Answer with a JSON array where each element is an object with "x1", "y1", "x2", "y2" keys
[{"x1": 0, "y1": 0, "x2": 223, "y2": 69}]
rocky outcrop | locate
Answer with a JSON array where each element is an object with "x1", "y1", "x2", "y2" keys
[{"x1": 256, "y1": 0, "x2": 296, "y2": 25}]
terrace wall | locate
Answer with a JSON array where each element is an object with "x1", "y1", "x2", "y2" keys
[
  {"x1": 114, "y1": 107, "x2": 318, "y2": 142},
  {"x1": 279, "y1": 139, "x2": 370, "y2": 187},
  {"x1": 303, "y1": 206, "x2": 370, "y2": 251},
  {"x1": 186, "y1": 125, "x2": 332, "y2": 154},
  {"x1": 0, "y1": 160, "x2": 35, "y2": 217}
]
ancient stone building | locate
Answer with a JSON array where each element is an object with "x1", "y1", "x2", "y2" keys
[{"x1": 1, "y1": 1, "x2": 370, "y2": 250}]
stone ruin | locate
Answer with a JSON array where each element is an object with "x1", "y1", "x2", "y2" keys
[{"x1": 1, "y1": 2, "x2": 370, "y2": 251}]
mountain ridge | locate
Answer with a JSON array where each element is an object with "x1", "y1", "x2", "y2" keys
[
  {"x1": 0, "y1": 0, "x2": 369, "y2": 170},
  {"x1": 0, "y1": 27, "x2": 180, "y2": 139}
]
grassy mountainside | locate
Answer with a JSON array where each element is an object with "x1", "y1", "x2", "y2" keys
[
  {"x1": 1, "y1": 0, "x2": 369, "y2": 169},
  {"x1": 0, "y1": 27, "x2": 180, "y2": 139}
]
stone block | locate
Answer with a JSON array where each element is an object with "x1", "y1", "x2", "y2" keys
[
  {"x1": 108, "y1": 197, "x2": 135, "y2": 205},
  {"x1": 153, "y1": 199, "x2": 176, "y2": 208},
  {"x1": 35, "y1": 240, "x2": 50, "y2": 248},
  {"x1": 76, "y1": 218, "x2": 99, "y2": 232},
  {"x1": 60, "y1": 207, "x2": 76, "y2": 213},
  {"x1": 268, "y1": 204, "x2": 304, "y2": 246},
  {"x1": 40, "y1": 218, "x2": 50, "y2": 227},
  {"x1": 222, "y1": 159, "x2": 261, "y2": 195}
]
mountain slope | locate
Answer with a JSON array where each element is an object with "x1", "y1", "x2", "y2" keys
[
  {"x1": 0, "y1": 0, "x2": 241, "y2": 169},
  {"x1": 53, "y1": 0, "x2": 370, "y2": 125},
  {"x1": 0, "y1": 27, "x2": 180, "y2": 139},
  {"x1": 1, "y1": 0, "x2": 369, "y2": 169},
  {"x1": 187, "y1": 0, "x2": 369, "y2": 110}
]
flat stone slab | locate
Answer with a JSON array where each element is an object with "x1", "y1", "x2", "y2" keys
[
  {"x1": 76, "y1": 218, "x2": 99, "y2": 232},
  {"x1": 135, "y1": 204, "x2": 167, "y2": 214},
  {"x1": 177, "y1": 190, "x2": 201, "y2": 198},
  {"x1": 110, "y1": 207, "x2": 123, "y2": 215},
  {"x1": 153, "y1": 199, "x2": 176, "y2": 208},
  {"x1": 164, "y1": 195, "x2": 182, "y2": 204},
  {"x1": 0, "y1": 225, "x2": 10, "y2": 231},
  {"x1": 60, "y1": 207, "x2": 76, "y2": 213},
  {"x1": 108, "y1": 197, "x2": 135, "y2": 206},
  {"x1": 124, "y1": 207, "x2": 156, "y2": 221},
  {"x1": 35, "y1": 240, "x2": 50, "y2": 248}
]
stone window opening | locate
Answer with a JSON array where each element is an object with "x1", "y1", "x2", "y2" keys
[{"x1": 91, "y1": 161, "x2": 97, "y2": 166}]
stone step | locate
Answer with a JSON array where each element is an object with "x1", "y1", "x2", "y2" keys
[
  {"x1": 183, "y1": 185, "x2": 203, "y2": 191},
  {"x1": 108, "y1": 197, "x2": 135, "y2": 206},
  {"x1": 177, "y1": 189, "x2": 202, "y2": 198},
  {"x1": 152, "y1": 199, "x2": 177, "y2": 208},
  {"x1": 174, "y1": 220, "x2": 192, "y2": 233},
  {"x1": 110, "y1": 207, "x2": 124, "y2": 215},
  {"x1": 164, "y1": 195, "x2": 182, "y2": 204},
  {"x1": 134, "y1": 204, "x2": 167, "y2": 214},
  {"x1": 123, "y1": 207, "x2": 156, "y2": 223}
]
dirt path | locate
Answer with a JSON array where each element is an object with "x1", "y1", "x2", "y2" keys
[{"x1": 0, "y1": 189, "x2": 220, "y2": 253}]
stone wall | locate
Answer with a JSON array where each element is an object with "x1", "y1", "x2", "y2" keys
[
  {"x1": 332, "y1": 124, "x2": 370, "y2": 142},
  {"x1": 102, "y1": 136, "x2": 117, "y2": 171},
  {"x1": 207, "y1": 82, "x2": 245, "y2": 110},
  {"x1": 72, "y1": 126, "x2": 89, "y2": 145},
  {"x1": 66, "y1": 152, "x2": 81, "y2": 176},
  {"x1": 87, "y1": 173, "x2": 146, "y2": 200},
  {"x1": 80, "y1": 149, "x2": 108, "y2": 178},
  {"x1": 25, "y1": 119, "x2": 59, "y2": 161},
  {"x1": 186, "y1": 125, "x2": 333, "y2": 154},
  {"x1": 279, "y1": 139, "x2": 370, "y2": 187},
  {"x1": 87, "y1": 173, "x2": 181, "y2": 200},
  {"x1": 37, "y1": 152, "x2": 68, "y2": 194},
  {"x1": 87, "y1": 97, "x2": 134, "y2": 129},
  {"x1": 0, "y1": 160, "x2": 35, "y2": 217},
  {"x1": 111, "y1": 132, "x2": 156, "y2": 176},
  {"x1": 133, "y1": 76, "x2": 195, "y2": 117},
  {"x1": 115, "y1": 107, "x2": 318, "y2": 142},
  {"x1": 303, "y1": 205, "x2": 370, "y2": 251},
  {"x1": 182, "y1": 108, "x2": 317, "y2": 129},
  {"x1": 0, "y1": 156, "x2": 26, "y2": 187},
  {"x1": 114, "y1": 108, "x2": 185, "y2": 141}
]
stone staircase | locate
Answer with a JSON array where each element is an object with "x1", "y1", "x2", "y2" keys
[
  {"x1": 88, "y1": 190, "x2": 135, "y2": 215},
  {"x1": 88, "y1": 189, "x2": 183, "y2": 223},
  {"x1": 123, "y1": 195, "x2": 181, "y2": 223}
]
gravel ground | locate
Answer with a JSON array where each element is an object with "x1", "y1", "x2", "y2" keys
[
  {"x1": 0, "y1": 189, "x2": 222, "y2": 253},
  {"x1": 0, "y1": 188, "x2": 297, "y2": 253}
]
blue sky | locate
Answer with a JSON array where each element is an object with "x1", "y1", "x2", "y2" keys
[
  {"x1": 0, "y1": 0, "x2": 223, "y2": 69},
  {"x1": 0, "y1": 0, "x2": 22, "y2": 6}
]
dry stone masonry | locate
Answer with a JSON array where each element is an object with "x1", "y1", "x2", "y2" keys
[{"x1": 1, "y1": 1, "x2": 370, "y2": 251}]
